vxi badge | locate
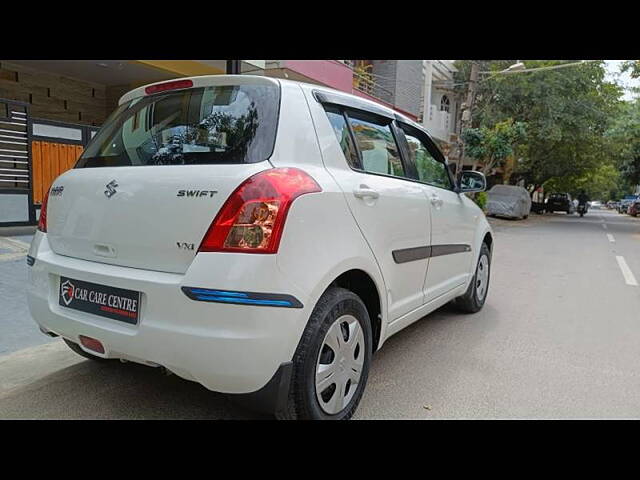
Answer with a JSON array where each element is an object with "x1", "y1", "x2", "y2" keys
[{"x1": 105, "y1": 180, "x2": 118, "y2": 198}]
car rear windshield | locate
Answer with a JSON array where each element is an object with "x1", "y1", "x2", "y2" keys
[{"x1": 76, "y1": 84, "x2": 280, "y2": 168}]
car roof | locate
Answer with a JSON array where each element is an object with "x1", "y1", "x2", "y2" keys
[
  {"x1": 491, "y1": 185, "x2": 527, "y2": 192},
  {"x1": 296, "y1": 81, "x2": 417, "y2": 126}
]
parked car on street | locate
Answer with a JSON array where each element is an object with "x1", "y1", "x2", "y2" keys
[
  {"x1": 546, "y1": 193, "x2": 575, "y2": 214},
  {"x1": 487, "y1": 185, "x2": 531, "y2": 219},
  {"x1": 619, "y1": 195, "x2": 639, "y2": 214},
  {"x1": 26, "y1": 75, "x2": 493, "y2": 420},
  {"x1": 628, "y1": 200, "x2": 640, "y2": 217},
  {"x1": 589, "y1": 200, "x2": 602, "y2": 210}
]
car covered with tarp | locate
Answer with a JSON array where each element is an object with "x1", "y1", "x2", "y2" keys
[{"x1": 486, "y1": 185, "x2": 532, "y2": 219}]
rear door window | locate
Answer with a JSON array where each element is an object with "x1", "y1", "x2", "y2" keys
[
  {"x1": 345, "y1": 110, "x2": 405, "y2": 177},
  {"x1": 76, "y1": 84, "x2": 280, "y2": 168},
  {"x1": 323, "y1": 105, "x2": 360, "y2": 169}
]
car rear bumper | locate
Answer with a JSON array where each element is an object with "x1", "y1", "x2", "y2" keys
[{"x1": 26, "y1": 232, "x2": 311, "y2": 395}]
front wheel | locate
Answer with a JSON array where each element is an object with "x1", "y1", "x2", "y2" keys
[
  {"x1": 278, "y1": 287, "x2": 372, "y2": 420},
  {"x1": 454, "y1": 242, "x2": 491, "y2": 313}
]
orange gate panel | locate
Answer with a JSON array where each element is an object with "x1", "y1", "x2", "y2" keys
[{"x1": 31, "y1": 141, "x2": 84, "y2": 205}]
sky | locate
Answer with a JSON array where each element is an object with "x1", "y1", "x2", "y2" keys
[{"x1": 605, "y1": 60, "x2": 639, "y2": 101}]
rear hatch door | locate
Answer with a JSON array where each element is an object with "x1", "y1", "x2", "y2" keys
[
  {"x1": 45, "y1": 77, "x2": 281, "y2": 274},
  {"x1": 46, "y1": 164, "x2": 269, "y2": 274}
]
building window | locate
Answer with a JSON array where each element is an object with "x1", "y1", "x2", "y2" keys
[{"x1": 440, "y1": 95, "x2": 450, "y2": 112}]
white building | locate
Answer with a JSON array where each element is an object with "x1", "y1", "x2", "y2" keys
[{"x1": 421, "y1": 60, "x2": 460, "y2": 156}]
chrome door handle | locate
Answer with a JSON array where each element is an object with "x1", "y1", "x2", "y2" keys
[
  {"x1": 430, "y1": 195, "x2": 443, "y2": 207},
  {"x1": 353, "y1": 186, "x2": 380, "y2": 200}
]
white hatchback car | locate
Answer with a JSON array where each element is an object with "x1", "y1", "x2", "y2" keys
[{"x1": 27, "y1": 75, "x2": 493, "y2": 420}]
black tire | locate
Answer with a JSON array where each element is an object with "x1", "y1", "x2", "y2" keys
[
  {"x1": 63, "y1": 338, "x2": 110, "y2": 362},
  {"x1": 454, "y1": 242, "x2": 491, "y2": 313},
  {"x1": 278, "y1": 287, "x2": 373, "y2": 420},
  {"x1": 523, "y1": 215, "x2": 529, "y2": 219}
]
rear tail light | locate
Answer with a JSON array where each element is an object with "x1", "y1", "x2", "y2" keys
[
  {"x1": 37, "y1": 188, "x2": 50, "y2": 232},
  {"x1": 145, "y1": 79, "x2": 194, "y2": 95},
  {"x1": 198, "y1": 168, "x2": 321, "y2": 254}
]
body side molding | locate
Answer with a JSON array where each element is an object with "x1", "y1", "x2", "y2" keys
[{"x1": 392, "y1": 244, "x2": 471, "y2": 264}]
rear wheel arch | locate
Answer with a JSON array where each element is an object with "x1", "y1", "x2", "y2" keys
[
  {"x1": 328, "y1": 269, "x2": 382, "y2": 353},
  {"x1": 482, "y1": 231, "x2": 493, "y2": 252}
]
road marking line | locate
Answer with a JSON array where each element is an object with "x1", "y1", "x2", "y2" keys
[
  {"x1": 616, "y1": 256, "x2": 639, "y2": 286},
  {"x1": 0, "y1": 251, "x2": 27, "y2": 262},
  {"x1": 607, "y1": 234, "x2": 615, "y2": 243},
  {"x1": 0, "y1": 237, "x2": 29, "y2": 252}
]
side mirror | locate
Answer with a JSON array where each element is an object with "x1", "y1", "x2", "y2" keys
[{"x1": 458, "y1": 170, "x2": 487, "y2": 193}]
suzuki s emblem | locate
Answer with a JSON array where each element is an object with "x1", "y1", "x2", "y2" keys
[
  {"x1": 104, "y1": 180, "x2": 118, "y2": 198},
  {"x1": 60, "y1": 280, "x2": 75, "y2": 306}
]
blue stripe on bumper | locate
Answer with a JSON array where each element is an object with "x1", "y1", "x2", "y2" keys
[{"x1": 181, "y1": 287, "x2": 303, "y2": 309}]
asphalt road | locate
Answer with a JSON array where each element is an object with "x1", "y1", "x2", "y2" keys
[{"x1": 2, "y1": 209, "x2": 640, "y2": 419}]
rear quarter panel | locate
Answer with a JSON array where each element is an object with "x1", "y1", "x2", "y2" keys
[{"x1": 269, "y1": 81, "x2": 389, "y2": 349}]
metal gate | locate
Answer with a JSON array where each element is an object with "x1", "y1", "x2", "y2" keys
[
  {"x1": 0, "y1": 98, "x2": 34, "y2": 226},
  {"x1": 30, "y1": 119, "x2": 98, "y2": 207},
  {"x1": 0, "y1": 97, "x2": 100, "y2": 227}
]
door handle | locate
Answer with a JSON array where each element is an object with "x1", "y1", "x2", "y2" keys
[
  {"x1": 353, "y1": 186, "x2": 380, "y2": 200},
  {"x1": 430, "y1": 194, "x2": 443, "y2": 208}
]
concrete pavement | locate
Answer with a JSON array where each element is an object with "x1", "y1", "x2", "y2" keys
[
  {"x1": 0, "y1": 232, "x2": 57, "y2": 356},
  {"x1": 2, "y1": 209, "x2": 640, "y2": 419}
]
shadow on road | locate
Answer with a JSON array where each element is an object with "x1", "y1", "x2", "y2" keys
[
  {"x1": 375, "y1": 301, "x2": 501, "y2": 358},
  {"x1": 353, "y1": 300, "x2": 503, "y2": 419},
  {"x1": 0, "y1": 358, "x2": 270, "y2": 420},
  {"x1": 2, "y1": 302, "x2": 499, "y2": 420}
]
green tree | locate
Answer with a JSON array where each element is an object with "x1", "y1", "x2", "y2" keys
[
  {"x1": 461, "y1": 118, "x2": 526, "y2": 175},
  {"x1": 622, "y1": 60, "x2": 640, "y2": 79},
  {"x1": 543, "y1": 163, "x2": 620, "y2": 200},
  {"x1": 606, "y1": 99, "x2": 640, "y2": 190},
  {"x1": 454, "y1": 60, "x2": 624, "y2": 191}
]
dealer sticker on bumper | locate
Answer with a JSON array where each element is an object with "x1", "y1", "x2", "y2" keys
[{"x1": 59, "y1": 276, "x2": 140, "y2": 325}]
